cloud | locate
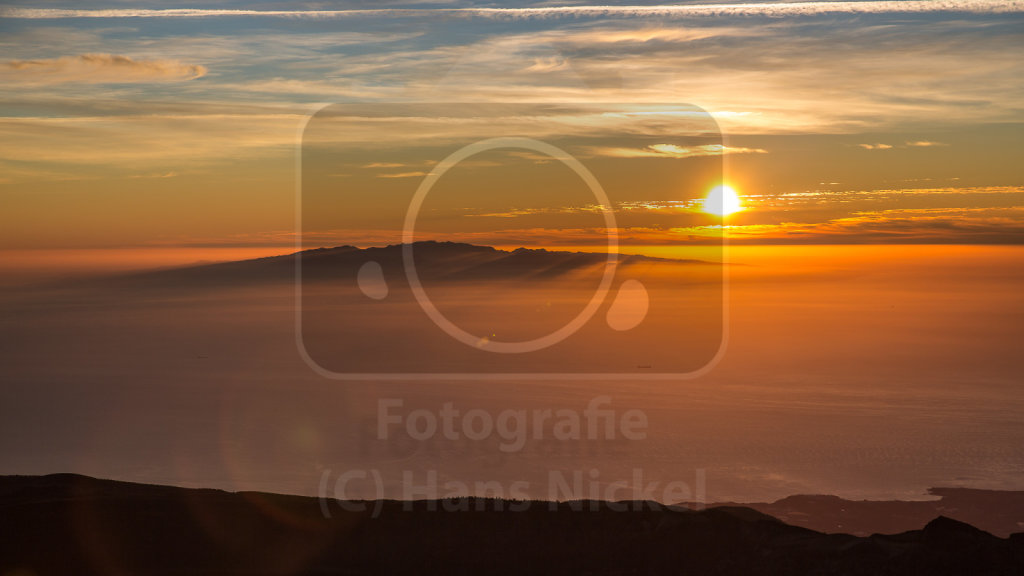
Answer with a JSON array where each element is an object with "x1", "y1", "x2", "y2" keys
[
  {"x1": 301, "y1": 208, "x2": 1024, "y2": 247},
  {"x1": 0, "y1": 111, "x2": 303, "y2": 170},
  {"x1": 466, "y1": 205, "x2": 612, "y2": 218},
  {"x1": 860, "y1": 141, "x2": 949, "y2": 150},
  {"x1": 0, "y1": 104, "x2": 723, "y2": 178},
  {"x1": 544, "y1": 27, "x2": 738, "y2": 45},
  {"x1": 260, "y1": 11, "x2": 1020, "y2": 134},
  {"x1": 525, "y1": 56, "x2": 571, "y2": 72},
  {"x1": 4, "y1": 54, "x2": 207, "y2": 84},
  {"x1": 2, "y1": 2, "x2": 1020, "y2": 20},
  {"x1": 467, "y1": 208, "x2": 556, "y2": 219},
  {"x1": 376, "y1": 171, "x2": 428, "y2": 178},
  {"x1": 153, "y1": 194, "x2": 1024, "y2": 249},
  {"x1": 6, "y1": 6, "x2": 1020, "y2": 136},
  {"x1": 696, "y1": 206, "x2": 1024, "y2": 244},
  {"x1": 468, "y1": 200, "x2": 711, "y2": 219},
  {"x1": 591, "y1": 144, "x2": 768, "y2": 158},
  {"x1": 151, "y1": 204, "x2": 1024, "y2": 249},
  {"x1": 731, "y1": 186, "x2": 1024, "y2": 220}
]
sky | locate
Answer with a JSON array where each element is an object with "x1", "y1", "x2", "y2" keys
[
  {"x1": 2, "y1": 0, "x2": 1023, "y2": 252},
  {"x1": 2, "y1": 2, "x2": 1024, "y2": 502}
]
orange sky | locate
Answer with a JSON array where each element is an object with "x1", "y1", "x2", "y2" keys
[{"x1": 1, "y1": 3, "x2": 1022, "y2": 255}]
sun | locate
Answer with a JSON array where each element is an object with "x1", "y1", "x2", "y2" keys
[{"x1": 703, "y1": 184, "x2": 743, "y2": 216}]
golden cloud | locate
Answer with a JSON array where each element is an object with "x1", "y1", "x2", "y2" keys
[
  {"x1": 4, "y1": 54, "x2": 207, "y2": 84},
  {"x1": 590, "y1": 144, "x2": 767, "y2": 159}
]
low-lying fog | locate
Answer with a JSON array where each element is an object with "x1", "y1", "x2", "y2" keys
[{"x1": 1, "y1": 245, "x2": 1022, "y2": 503}]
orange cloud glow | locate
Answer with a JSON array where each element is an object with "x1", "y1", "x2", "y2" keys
[{"x1": 4, "y1": 54, "x2": 207, "y2": 84}]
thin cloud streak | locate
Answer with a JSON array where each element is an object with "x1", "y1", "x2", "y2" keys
[
  {"x1": 716, "y1": 206, "x2": 1024, "y2": 244},
  {"x1": 3, "y1": 2, "x2": 1022, "y2": 20},
  {"x1": 591, "y1": 143, "x2": 767, "y2": 158}
]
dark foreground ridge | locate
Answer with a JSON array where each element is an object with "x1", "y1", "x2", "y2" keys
[
  {"x1": 680, "y1": 488, "x2": 1024, "y2": 538},
  {"x1": 2, "y1": 474, "x2": 1022, "y2": 575}
]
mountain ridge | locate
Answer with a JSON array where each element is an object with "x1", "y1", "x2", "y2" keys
[
  {"x1": 70, "y1": 241, "x2": 717, "y2": 290},
  {"x1": 678, "y1": 486, "x2": 1024, "y2": 538},
  {"x1": 2, "y1": 473, "x2": 1022, "y2": 575}
]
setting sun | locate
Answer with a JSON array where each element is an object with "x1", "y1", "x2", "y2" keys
[{"x1": 704, "y1": 184, "x2": 743, "y2": 216}]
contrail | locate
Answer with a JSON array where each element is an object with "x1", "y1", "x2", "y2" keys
[{"x1": 2, "y1": 2, "x2": 1021, "y2": 20}]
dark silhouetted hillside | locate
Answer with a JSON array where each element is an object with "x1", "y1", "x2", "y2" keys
[
  {"x1": 1, "y1": 474, "x2": 1022, "y2": 575},
  {"x1": 679, "y1": 487, "x2": 1024, "y2": 537}
]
